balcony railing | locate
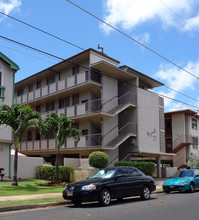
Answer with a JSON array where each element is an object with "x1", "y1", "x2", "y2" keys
[
  {"x1": 0, "y1": 86, "x2": 5, "y2": 100},
  {"x1": 19, "y1": 133, "x2": 102, "y2": 151},
  {"x1": 15, "y1": 70, "x2": 101, "y2": 104}
]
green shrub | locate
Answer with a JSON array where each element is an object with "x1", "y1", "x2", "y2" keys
[
  {"x1": 36, "y1": 165, "x2": 74, "y2": 183},
  {"x1": 89, "y1": 151, "x2": 109, "y2": 169},
  {"x1": 114, "y1": 161, "x2": 156, "y2": 176}
]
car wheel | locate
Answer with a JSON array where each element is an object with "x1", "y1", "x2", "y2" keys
[
  {"x1": 164, "y1": 190, "x2": 170, "y2": 194},
  {"x1": 189, "y1": 182, "x2": 195, "y2": 193},
  {"x1": 72, "y1": 200, "x2": 82, "y2": 206},
  {"x1": 99, "y1": 189, "x2": 111, "y2": 206},
  {"x1": 140, "y1": 186, "x2": 151, "y2": 200}
]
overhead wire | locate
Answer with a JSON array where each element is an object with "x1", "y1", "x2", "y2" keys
[
  {"x1": 65, "y1": 0, "x2": 199, "y2": 80},
  {"x1": 0, "y1": 35, "x2": 198, "y2": 110},
  {"x1": 0, "y1": 11, "x2": 199, "y2": 105}
]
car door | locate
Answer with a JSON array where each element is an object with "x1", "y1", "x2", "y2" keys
[
  {"x1": 194, "y1": 169, "x2": 199, "y2": 188},
  {"x1": 111, "y1": 167, "x2": 131, "y2": 198},
  {"x1": 128, "y1": 167, "x2": 146, "y2": 196}
]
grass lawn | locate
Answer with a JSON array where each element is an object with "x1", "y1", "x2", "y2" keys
[
  {"x1": 0, "y1": 197, "x2": 65, "y2": 207},
  {"x1": 0, "y1": 179, "x2": 65, "y2": 196}
]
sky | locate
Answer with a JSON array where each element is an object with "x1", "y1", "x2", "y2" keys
[{"x1": 1, "y1": 0, "x2": 199, "y2": 112}]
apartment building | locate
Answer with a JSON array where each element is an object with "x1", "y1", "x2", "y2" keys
[
  {"x1": 15, "y1": 48, "x2": 167, "y2": 175},
  {"x1": 165, "y1": 109, "x2": 199, "y2": 169},
  {"x1": 0, "y1": 51, "x2": 19, "y2": 177}
]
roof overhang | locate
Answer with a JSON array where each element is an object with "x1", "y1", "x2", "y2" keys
[
  {"x1": 0, "y1": 51, "x2": 19, "y2": 71},
  {"x1": 91, "y1": 61, "x2": 137, "y2": 81}
]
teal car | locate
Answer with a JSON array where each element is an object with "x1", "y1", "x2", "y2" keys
[{"x1": 163, "y1": 169, "x2": 199, "y2": 193}]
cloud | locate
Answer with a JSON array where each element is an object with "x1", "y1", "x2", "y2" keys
[
  {"x1": 134, "y1": 32, "x2": 150, "y2": 44},
  {"x1": 0, "y1": 0, "x2": 21, "y2": 21},
  {"x1": 156, "y1": 61, "x2": 199, "y2": 111},
  {"x1": 101, "y1": 0, "x2": 199, "y2": 33}
]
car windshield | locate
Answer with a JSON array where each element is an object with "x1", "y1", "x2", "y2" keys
[
  {"x1": 88, "y1": 168, "x2": 116, "y2": 179},
  {"x1": 172, "y1": 170, "x2": 194, "y2": 178}
]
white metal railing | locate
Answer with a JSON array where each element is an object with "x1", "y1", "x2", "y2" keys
[
  {"x1": 173, "y1": 135, "x2": 193, "y2": 150},
  {"x1": 15, "y1": 70, "x2": 101, "y2": 104},
  {"x1": 19, "y1": 133, "x2": 102, "y2": 151}
]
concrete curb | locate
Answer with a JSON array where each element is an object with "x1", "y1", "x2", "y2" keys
[
  {"x1": 0, "y1": 190, "x2": 164, "y2": 213},
  {"x1": 0, "y1": 201, "x2": 70, "y2": 213}
]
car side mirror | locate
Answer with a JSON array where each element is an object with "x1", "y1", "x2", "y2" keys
[{"x1": 195, "y1": 175, "x2": 199, "y2": 178}]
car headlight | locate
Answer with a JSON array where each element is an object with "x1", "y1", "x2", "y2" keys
[
  {"x1": 81, "y1": 184, "x2": 96, "y2": 191},
  {"x1": 179, "y1": 181, "x2": 188, "y2": 184}
]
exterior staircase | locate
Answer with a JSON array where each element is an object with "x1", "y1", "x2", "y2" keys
[
  {"x1": 108, "y1": 103, "x2": 135, "y2": 116},
  {"x1": 172, "y1": 135, "x2": 193, "y2": 153}
]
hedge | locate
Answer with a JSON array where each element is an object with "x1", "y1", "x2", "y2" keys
[
  {"x1": 89, "y1": 151, "x2": 108, "y2": 169},
  {"x1": 114, "y1": 161, "x2": 156, "y2": 176},
  {"x1": 36, "y1": 165, "x2": 74, "y2": 182}
]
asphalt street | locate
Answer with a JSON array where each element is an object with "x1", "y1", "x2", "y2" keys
[{"x1": 0, "y1": 191, "x2": 199, "y2": 220}]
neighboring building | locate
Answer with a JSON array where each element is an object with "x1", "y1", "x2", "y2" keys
[
  {"x1": 15, "y1": 48, "x2": 168, "y2": 176},
  {"x1": 165, "y1": 109, "x2": 199, "y2": 169},
  {"x1": 0, "y1": 51, "x2": 19, "y2": 177}
]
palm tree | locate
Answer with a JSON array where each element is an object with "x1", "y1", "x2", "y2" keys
[
  {"x1": 42, "y1": 112, "x2": 81, "y2": 182},
  {"x1": 0, "y1": 104, "x2": 40, "y2": 186}
]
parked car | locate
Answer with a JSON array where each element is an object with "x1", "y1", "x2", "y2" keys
[
  {"x1": 162, "y1": 169, "x2": 199, "y2": 193},
  {"x1": 62, "y1": 166, "x2": 156, "y2": 206}
]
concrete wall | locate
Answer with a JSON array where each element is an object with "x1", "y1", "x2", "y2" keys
[
  {"x1": 137, "y1": 88, "x2": 160, "y2": 153},
  {"x1": 172, "y1": 113, "x2": 185, "y2": 143},
  {"x1": 89, "y1": 51, "x2": 119, "y2": 67},
  {"x1": 104, "y1": 148, "x2": 119, "y2": 167},
  {"x1": 10, "y1": 156, "x2": 43, "y2": 179},
  {"x1": 0, "y1": 144, "x2": 10, "y2": 177}
]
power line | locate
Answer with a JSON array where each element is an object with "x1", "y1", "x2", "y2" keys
[
  {"x1": 0, "y1": 35, "x2": 198, "y2": 110},
  {"x1": 65, "y1": 0, "x2": 199, "y2": 81},
  {"x1": 0, "y1": 11, "x2": 85, "y2": 51},
  {"x1": 159, "y1": 0, "x2": 193, "y2": 31},
  {"x1": 1, "y1": 11, "x2": 199, "y2": 105}
]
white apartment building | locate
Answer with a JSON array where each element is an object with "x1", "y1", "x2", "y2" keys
[
  {"x1": 165, "y1": 109, "x2": 199, "y2": 169},
  {"x1": 15, "y1": 48, "x2": 168, "y2": 176},
  {"x1": 0, "y1": 51, "x2": 19, "y2": 177}
]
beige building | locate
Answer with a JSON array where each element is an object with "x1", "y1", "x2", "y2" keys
[
  {"x1": 165, "y1": 109, "x2": 199, "y2": 169},
  {"x1": 15, "y1": 48, "x2": 168, "y2": 176},
  {"x1": 0, "y1": 51, "x2": 19, "y2": 177}
]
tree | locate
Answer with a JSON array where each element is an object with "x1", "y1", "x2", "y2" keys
[
  {"x1": 187, "y1": 154, "x2": 199, "y2": 169},
  {"x1": 41, "y1": 112, "x2": 81, "y2": 182},
  {"x1": 0, "y1": 104, "x2": 40, "y2": 186}
]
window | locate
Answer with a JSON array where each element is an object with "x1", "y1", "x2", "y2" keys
[
  {"x1": 192, "y1": 118, "x2": 197, "y2": 130},
  {"x1": 46, "y1": 76, "x2": 55, "y2": 85},
  {"x1": 28, "y1": 85, "x2": 33, "y2": 92},
  {"x1": 128, "y1": 167, "x2": 143, "y2": 176},
  {"x1": 35, "y1": 130, "x2": 40, "y2": 140},
  {"x1": 72, "y1": 66, "x2": 79, "y2": 75},
  {"x1": 36, "y1": 105, "x2": 41, "y2": 113},
  {"x1": 46, "y1": 102, "x2": 55, "y2": 112},
  {"x1": 59, "y1": 97, "x2": 70, "y2": 108},
  {"x1": 192, "y1": 136, "x2": 198, "y2": 149},
  {"x1": 17, "y1": 89, "x2": 23, "y2": 97},
  {"x1": 116, "y1": 167, "x2": 129, "y2": 177},
  {"x1": 27, "y1": 130, "x2": 32, "y2": 141},
  {"x1": 37, "y1": 81, "x2": 41, "y2": 89},
  {"x1": 81, "y1": 129, "x2": 88, "y2": 136},
  {"x1": 46, "y1": 128, "x2": 55, "y2": 139},
  {"x1": 72, "y1": 94, "x2": 79, "y2": 105}
]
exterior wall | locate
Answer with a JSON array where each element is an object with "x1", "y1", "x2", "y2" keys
[
  {"x1": 104, "y1": 148, "x2": 119, "y2": 167},
  {"x1": 0, "y1": 60, "x2": 14, "y2": 143},
  {"x1": 0, "y1": 144, "x2": 9, "y2": 177},
  {"x1": 90, "y1": 52, "x2": 119, "y2": 66},
  {"x1": 137, "y1": 88, "x2": 160, "y2": 153},
  {"x1": 173, "y1": 147, "x2": 187, "y2": 167},
  {"x1": 10, "y1": 156, "x2": 43, "y2": 179},
  {"x1": 171, "y1": 113, "x2": 185, "y2": 144}
]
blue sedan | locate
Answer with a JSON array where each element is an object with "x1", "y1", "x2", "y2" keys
[{"x1": 163, "y1": 169, "x2": 199, "y2": 193}]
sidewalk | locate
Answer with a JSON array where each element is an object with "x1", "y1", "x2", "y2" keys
[{"x1": 0, "y1": 180, "x2": 164, "y2": 212}]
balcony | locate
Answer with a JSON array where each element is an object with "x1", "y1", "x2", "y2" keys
[
  {"x1": 15, "y1": 70, "x2": 101, "y2": 105},
  {"x1": 19, "y1": 133, "x2": 102, "y2": 152},
  {"x1": 0, "y1": 86, "x2": 5, "y2": 100}
]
